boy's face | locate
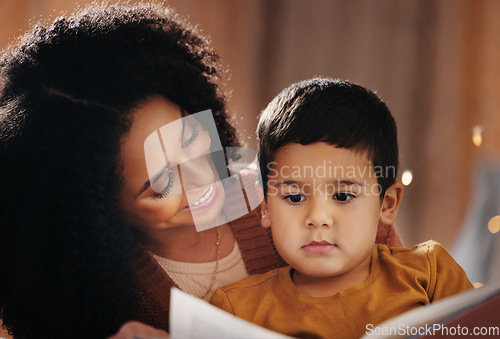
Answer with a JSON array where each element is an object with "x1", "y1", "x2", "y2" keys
[{"x1": 262, "y1": 142, "x2": 384, "y2": 281}]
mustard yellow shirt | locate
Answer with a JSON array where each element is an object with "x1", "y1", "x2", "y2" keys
[{"x1": 210, "y1": 241, "x2": 473, "y2": 339}]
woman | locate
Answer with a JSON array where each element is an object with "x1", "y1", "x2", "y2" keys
[
  {"x1": 0, "y1": 3, "x2": 284, "y2": 338},
  {"x1": 0, "y1": 3, "x2": 401, "y2": 338}
]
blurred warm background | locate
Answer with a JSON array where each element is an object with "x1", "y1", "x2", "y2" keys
[{"x1": 1, "y1": 0, "x2": 499, "y2": 282}]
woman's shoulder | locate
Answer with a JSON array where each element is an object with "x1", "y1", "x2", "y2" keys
[{"x1": 229, "y1": 207, "x2": 287, "y2": 275}]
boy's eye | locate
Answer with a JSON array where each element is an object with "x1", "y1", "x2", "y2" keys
[
  {"x1": 284, "y1": 194, "x2": 306, "y2": 204},
  {"x1": 334, "y1": 192, "x2": 355, "y2": 202}
]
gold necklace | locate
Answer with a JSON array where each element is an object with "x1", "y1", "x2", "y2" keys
[
  {"x1": 204, "y1": 226, "x2": 221, "y2": 262},
  {"x1": 200, "y1": 225, "x2": 222, "y2": 300},
  {"x1": 164, "y1": 226, "x2": 222, "y2": 300}
]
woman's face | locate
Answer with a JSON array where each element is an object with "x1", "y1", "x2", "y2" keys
[{"x1": 119, "y1": 96, "x2": 225, "y2": 233}]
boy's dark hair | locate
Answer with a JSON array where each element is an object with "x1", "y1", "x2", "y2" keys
[{"x1": 257, "y1": 77, "x2": 398, "y2": 199}]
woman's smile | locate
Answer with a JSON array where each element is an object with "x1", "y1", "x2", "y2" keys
[{"x1": 184, "y1": 181, "x2": 218, "y2": 211}]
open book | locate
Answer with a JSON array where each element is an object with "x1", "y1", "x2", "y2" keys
[
  {"x1": 359, "y1": 279, "x2": 500, "y2": 338},
  {"x1": 169, "y1": 288, "x2": 293, "y2": 339},
  {"x1": 170, "y1": 280, "x2": 500, "y2": 339}
]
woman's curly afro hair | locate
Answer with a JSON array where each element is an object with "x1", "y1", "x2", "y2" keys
[{"x1": 0, "y1": 2, "x2": 240, "y2": 338}]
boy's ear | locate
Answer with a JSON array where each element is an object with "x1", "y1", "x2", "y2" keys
[
  {"x1": 260, "y1": 200, "x2": 271, "y2": 228},
  {"x1": 379, "y1": 182, "x2": 404, "y2": 225}
]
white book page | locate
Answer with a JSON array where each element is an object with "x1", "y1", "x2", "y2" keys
[
  {"x1": 360, "y1": 279, "x2": 500, "y2": 339},
  {"x1": 169, "y1": 288, "x2": 294, "y2": 339}
]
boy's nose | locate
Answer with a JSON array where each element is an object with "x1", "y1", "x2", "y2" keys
[{"x1": 305, "y1": 198, "x2": 333, "y2": 228}]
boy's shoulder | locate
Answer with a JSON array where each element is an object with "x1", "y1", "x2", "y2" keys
[
  {"x1": 217, "y1": 266, "x2": 287, "y2": 293},
  {"x1": 376, "y1": 240, "x2": 472, "y2": 298},
  {"x1": 380, "y1": 240, "x2": 448, "y2": 257},
  {"x1": 379, "y1": 240, "x2": 473, "y2": 302},
  {"x1": 376, "y1": 240, "x2": 455, "y2": 275}
]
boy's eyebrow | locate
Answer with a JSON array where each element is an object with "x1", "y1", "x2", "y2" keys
[
  {"x1": 273, "y1": 179, "x2": 367, "y2": 187},
  {"x1": 274, "y1": 180, "x2": 304, "y2": 188},
  {"x1": 335, "y1": 179, "x2": 367, "y2": 186}
]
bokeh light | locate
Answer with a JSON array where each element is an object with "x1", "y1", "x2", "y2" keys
[
  {"x1": 488, "y1": 215, "x2": 500, "y2": 234},
  {"x1": 472, "y1": 125, "x2": 483, "y2": 147},
  {"x1": 402, "y1": 170, "x2": 413, "y2": 186}
]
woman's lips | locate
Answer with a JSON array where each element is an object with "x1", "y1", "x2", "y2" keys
[
  {"x1": 302, "y1": 241, "x2": 337, "y2": 254},
  {"x1": 183, "y1": 182, "x2": 218, "y2": 211}
]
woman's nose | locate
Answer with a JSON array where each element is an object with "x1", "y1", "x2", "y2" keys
[
  {"x1": 305, "y1": 197, "x2": 333, "y2": 228},
  {"x1": 178, "y1": 155, "x2": 215, "y2": 192}
]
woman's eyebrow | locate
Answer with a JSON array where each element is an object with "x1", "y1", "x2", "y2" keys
[{"x1": 136, "y1": 164, "x2": 170, "y2": 197}]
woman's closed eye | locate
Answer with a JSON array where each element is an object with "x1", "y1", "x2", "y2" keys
[{"x1": 153, "y1": 169, "x2": 177, "y2": 199}]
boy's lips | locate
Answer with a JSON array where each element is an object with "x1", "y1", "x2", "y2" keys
[{"x1": 301, "y1": 241, "x2": 337, "y2": 254}]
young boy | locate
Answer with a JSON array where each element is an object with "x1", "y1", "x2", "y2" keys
[{"x1": 209, "y1": 78, "x2": 473, "y2": 338}]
